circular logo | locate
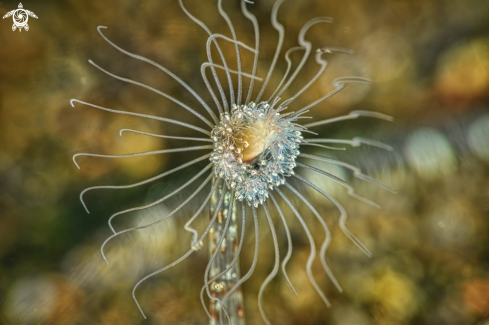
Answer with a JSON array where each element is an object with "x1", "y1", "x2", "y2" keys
[{"x1": 13, "y1": 10, "x2": 28, "y2": 28}]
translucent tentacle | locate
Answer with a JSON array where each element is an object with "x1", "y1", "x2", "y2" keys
[
  {"x1": 284, "y1": 46, "x2": 355, "y2": 108},
  {"x1": 240, "y1": 0, "x2": 260, "y2": 103},
  {"x1": 88, "y1": 60, "x2": 215, "y2": 128},
  {"x1": 79, "y1": 154, "x2": 210, "y2": 214},
  {"x1": 255, "y1": 0, "x2": 286, "y2": 103},
  {"x1": 276, "y1": 17, "x2": 334, "y2": 99},
  {"x1": 269, "y1": 192, "x2": 298, "y2": 296},
  {"x1": 199, "y1": 203, "x2": 246, "y2": 319},
  {"x1": 184, "y1": 179, "x2": 222, "y2": 250},
  {"x1": 179, "y1": 0, "x2": 232, "y2": 112},
  {"x1": 301, "y1": 142, "x2": 346, "y2": 151},
  {"x1": 218, "y1": 0, "x2": 242, "y2": 105},
  {"x1": 119, "y1": 129, "x2": 213, "y2": 142},
  {"x1": 258, "y1": 204, "x2": 280, "y2": 325},
  {"x1": 268, "y1": 47, "x2": 303, "y2": 104},
  {"x1": 284, "y1": 48, "x2": 330, "y2": 107},
  {"x1": 70, "y1": 99, "x2": 211, "y2": 136},
  {"x1": 285, "y1": 183, "x2": 343, "y2": 292},
  {"x1": 100, "y1": 165, "x2": 213, "y2": 260},
  {"x1": 73, "y1": 145, "x2": 213, "y2": 170},
  {"x1": 304, "y1": 137, "x2": 393, "y2": 151},
  {"x1": 206, "y1": 34, "x2": 257, "y2": 111},
  {"x1": 293, "y1": 174, "x2": 372, "y2": 258},
  {"x1": 203, "y1": 193, "x2": 235, "y2": 323},
  {"x1": 304, "y1": 109, "x2": 392, "y2": 129},
  {"x1": 275, "y1": 187, "x2": 332, "y2": 307},
  {"x1": 203, "y1": 62, "x2": 261, "y2": 81},
  {"x1": 132, "y1": 185, "x2": 226, "y2": 319},
  {"x1": 201, "y1": 63, "x2": 225, "y2": 115},
  {"x1": 204, "y1": 33, "x2": 230, "y2": 113},
  {"x1": 299, "y1": 153, "x2": 396, "y2": 193},
  {"x1": 201, "y1": 61, "x2": 263, "y2": 115},
  {"x1": 292, "y1": 77, "x2": 373, "y2": 118},
  {"x1": 220, "y1": 207, "x2": 259, "y2": 304},
  {"x1": 319, "y1": 46, "x2": 355, "y2": 55},
  {"x1": 135, "y1": 250, "x2": 193, "y2": 319},
  {"x1": 296, "y1": 162, "x2": 380, "y2": 209},
  {"x1": 96, "y1": 26, "x2": 219, "y2": 125}
]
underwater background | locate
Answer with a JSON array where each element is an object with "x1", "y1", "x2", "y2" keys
[{"x1": 0, "y1": 0, "x2": 488, "y2": 324}]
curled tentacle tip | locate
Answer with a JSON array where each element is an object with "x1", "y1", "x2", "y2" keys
[
  {"x1": 362, "y1": 199, "x2": 381, "y2": 209},
  {"x1": 289, "y1": 287, "x2": 298, "y2": 296},
  {"x1": 337, "y1": 287, "x2": 344, "y2": 293},
  {"x1": 377, "y1": 114, "x2": 394, "y2": 122},
  {"x1": 72, "y1": 156, "x2": 81, "y2": 169},
  {"x1": 101, "y1": 250, "x2": 110, "y2": 265},
  {"x1": 355, "y1": 77, "x2": 374, "y2": 85},
  {"x1": 119, "y1": 128, "x2": 136, "y2": 137},
  {"x1": 361, "y1": 248, "x2": 373, "y2": 258},
  {"x1": 351, "y1": 110, "x2": 393, "y2": 122},
  {"x1": 375, "y1": 143, "x2": 395, "y2": 151},
  {"x1": 136, "y1": 307, "x2": 147, "y2": 319},
  {"x1": 97, "y1": 25, "x2": 108, "y2": 30},
  {"x1": 80, "y1": 198, "x2": 90, "y2": 213},
  {"x1": 322, "y1": 299, "x2": 332, "y2": 308},
  {"x1": 375, "y1": 112, "x2": 394, "y2": 122},
  {"x1": 70, "y1": 99, "x2": 77, "y2": 107}
]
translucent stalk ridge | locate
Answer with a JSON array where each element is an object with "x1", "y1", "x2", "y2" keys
[{"x1": 208, "y1": 177, "x2": 245, "y2": 325}]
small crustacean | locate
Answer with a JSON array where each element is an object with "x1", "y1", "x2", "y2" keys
[{"x1": 71, "y1": 0, "x2": 394, "y2": 323}]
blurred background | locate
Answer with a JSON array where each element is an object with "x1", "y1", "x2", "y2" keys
[{"x1": 0, "y1": 0, "x2": 488, "y2": 324}]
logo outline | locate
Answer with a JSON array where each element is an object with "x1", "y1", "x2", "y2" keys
[{"x1": 3, "y1": 3, "x2": 38, "y2": 32}]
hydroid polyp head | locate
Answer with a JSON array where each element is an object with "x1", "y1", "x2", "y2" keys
[
  {"x1": 210, "y1": 102, "x2": 303, "y2": 207},
  {"x1": 71, "y1": 0, "x2": 396, "y2": 322}
]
